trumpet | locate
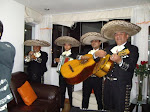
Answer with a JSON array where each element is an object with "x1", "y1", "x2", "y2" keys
[{"x1": 25, "y1": 51, "x2": 42, "y2": 63}]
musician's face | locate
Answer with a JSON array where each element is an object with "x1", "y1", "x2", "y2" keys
[
  {"x1": 114, "y1": 32, "x2": 129, "y2": 45},
  {"x1": 33, "y1": 46, "x2": 41, "y2": 52},
  {"x1": 91, "y1": 40, "x2": 101, "y2": 49},
  {"x1": 64, "y1": 44, "x2": 72, "y2": 51}
]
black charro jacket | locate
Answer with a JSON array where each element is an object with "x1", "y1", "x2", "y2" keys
[{"x1": 105, "y1": 42, "x2": 139, "y2": 85}]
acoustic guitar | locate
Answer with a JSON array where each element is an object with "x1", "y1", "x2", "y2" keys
[
  {"x1": 93, "y1": 49, "x2": 130, "y2": 77},
  {"x1": 60, "y1": 54, "x2": 95, "y2": 85}
]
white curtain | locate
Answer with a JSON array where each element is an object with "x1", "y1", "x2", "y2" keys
[
  {"x1": 34, "y1": 15, "x2": 53, "y2": 84},
  {"x1": 25, "y1": 7, "x2": 42, "y2": 24},
  {"x1": 52, "y1": 7, "x2": 132, "y2": 27},
  {"x1": 130, "y1": 4, "x2": 150, "y2": 106}
]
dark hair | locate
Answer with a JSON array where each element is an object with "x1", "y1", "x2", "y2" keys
[{"x1": 0, "y1": 21, "x2": 3, "y2": 39}]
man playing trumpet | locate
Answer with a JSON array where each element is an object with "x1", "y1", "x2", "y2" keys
[{"x1": 24, "y1": 39, "x2": 50, "y2": 83}]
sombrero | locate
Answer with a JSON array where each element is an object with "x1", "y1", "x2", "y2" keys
[
  {"x1": 80, "y1": 32, "x2": 107, "y2": 45},
  {"x1": 24, "y1": 39, "x2": 50, "y2": 47},
  {"x1": 54, "y1": 36, "x2": 80, "y2": 47},
  {"x1": 101, "y1": 20, "x2": 141, "y2": 40}
]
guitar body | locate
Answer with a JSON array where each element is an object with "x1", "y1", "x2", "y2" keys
[
  {"x1": 60, "y1": 54, "x2": 95, "y2": 85},
  {"x1": 93, "y1": 54, "x2": 114, "y2": 77},
  {"x1": 93, "y1": 49, "x2": 130, "y2": 77}
]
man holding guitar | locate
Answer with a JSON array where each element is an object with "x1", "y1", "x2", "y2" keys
[
  {"x1": 78, "y1": 32, "x2": 107, "y2": 110},
  {"x1": 24, "y1": 40, "x2": 50, "y2": 83},
  {"x1": 54, "y1": 36, "x2": 80, "y2": 111},
  {"x1": 95, "y1": 20, "x2": 141, "y2": 112}
]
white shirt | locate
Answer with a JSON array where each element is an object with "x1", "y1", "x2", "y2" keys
[
  {"x1": 88, "y1": 48, "x2": 99, "y2": 55},
  {"x1": 111, "y1": 42, "x2": 126, "y2": 54},
  {"x1": 111, "y1": 42, "x2": 127, "y2": 66},
  {"x1": 62, "y1": 49, "x2": 72, "y2": 56},
  {"x1": 88, "y1": 48, "x2": 100, "y2": 59}
]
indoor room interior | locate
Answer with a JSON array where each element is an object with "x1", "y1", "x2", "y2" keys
[{"x1": 0, "y1": 0, "x2": 150, "y2": 112}]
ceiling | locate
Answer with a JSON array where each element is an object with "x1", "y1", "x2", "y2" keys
[{"x1": 14, "y1": 0, "x2": 150, "y2": 15}]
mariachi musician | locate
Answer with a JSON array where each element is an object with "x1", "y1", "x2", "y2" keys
[
  {"x1": 77, "y1": 32, "x2": 107, "y2": 110},
  {"x1": 95, "y1": 20, "x2": 140, "y2": 112},
  {"x1": 54, "y1": 36, "x2": 80, "y2": 110},
  {"x1": 24, "y1": 39, "x2": 50, "y2": 83}
]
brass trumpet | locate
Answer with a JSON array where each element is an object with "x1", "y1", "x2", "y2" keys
[{"x1": 25, "y1": 51, "x2": 42, "y2": 63}]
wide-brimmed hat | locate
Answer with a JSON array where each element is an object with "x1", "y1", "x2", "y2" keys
[
  {"x1": 24, "y1": 39, "x2": 50, "y2": 47},
  {"x1": 101, "y1": 20, "x2": 141, "y2": 40},
  {"x1": 54, "y1": 36, "x2": 80, "y2": 47},
  {"x1": 80, "y1": 32, "x2": 107, "y2": 45}
]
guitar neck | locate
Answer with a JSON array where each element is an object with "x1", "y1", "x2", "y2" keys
[{"x1": 117, "y1": 49, "x2": 130, "y2": 56}]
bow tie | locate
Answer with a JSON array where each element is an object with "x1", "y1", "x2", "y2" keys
[
  {"x1": 62, "y1": 50, "x2": 71, "y2": 56},
  {"x1": 88, "y1": 49, "x2": 99, "y2": 55},
  {"x1": 111, "y1": 45, "x2": 125, "y2": 54}
]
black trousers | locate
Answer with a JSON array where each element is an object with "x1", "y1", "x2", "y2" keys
[
  {"x1": 28, "y1": 72, "x2": 42, "y2": 83},
  {"x1": 104, "y1": 79, "x2": 131, "y2": 112},
  {"x1": 59, "y1": 74, "x2": 74, "y2": 108},
  {"x1": 82, "y1": 76, "x2": 103, "y2": 110}
]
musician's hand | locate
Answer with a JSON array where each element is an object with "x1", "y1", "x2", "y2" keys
[
  {"x1": 28, "y1": 51, "x2": 36, "y2": 60},
  {"x1": 55, "y1": 58, "x2": 60, "y2": 63},
  {"x1": 95, "y1": 50, "x2": 107, "y2": 58},
  {"x1": 31, "y1": 54, "x2": 36, "y2": 60},
  {"x1": 81, "y1": 56, "x2": 90, "y2": 60},
  {"x1": 28, "y1": 51, "x2": 34, "y2": 56},
  {"x1": 110, "y1": 54, "x2": 122, "y2": 64}
]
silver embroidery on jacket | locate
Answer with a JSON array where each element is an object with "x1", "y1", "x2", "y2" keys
[{"x1": 120, "y1": 62, "x2": 129, "y2": 71}]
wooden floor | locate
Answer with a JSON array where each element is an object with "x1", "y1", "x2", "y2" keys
[{"x1": 62, "y1": 99, "x2": 71, "y2": 112}]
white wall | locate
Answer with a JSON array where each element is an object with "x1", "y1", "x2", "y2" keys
[{"x1": 0, "y1": 0, "x2": 25, "y2": 72}]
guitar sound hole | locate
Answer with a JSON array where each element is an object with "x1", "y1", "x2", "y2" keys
[{"x1": 68, "y1": 64, "x2": 74, "y2": 72}]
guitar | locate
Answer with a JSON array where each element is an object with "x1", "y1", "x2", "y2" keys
[
  {"x1": 93, "y1": 49, "x2": 130, "y2": 77},
  {"x1": 60, "y1": 54, "x2": 95, "y2": 85}
]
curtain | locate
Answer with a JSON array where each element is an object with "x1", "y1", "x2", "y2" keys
[
  {"x1": 35, "y1": 15, "x2": 53, "y2": 84},
  {"x1": 25, "y1": 7, "x2": 42, "y2": 24},
  {"x1": 130, "y1": 4, "x2": 150, "y2": 105},
  {"x1": 52, "y1": 7, "x2": 132, "y2": 27}
]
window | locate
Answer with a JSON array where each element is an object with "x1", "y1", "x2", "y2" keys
[
  {"x1": 24, "y1": 24, "x2": 32, "y2": 55},
  {"x1": 24, "y1": 24, "x2": 33, "y2": 73},
  {"x1": 52, "y1": 23, "x2": 80, "y2": 67}
]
